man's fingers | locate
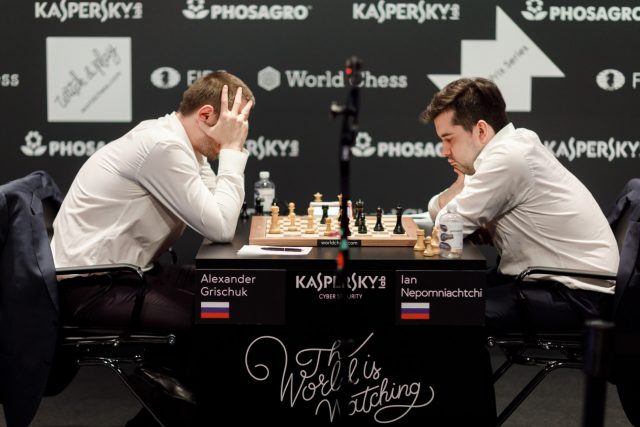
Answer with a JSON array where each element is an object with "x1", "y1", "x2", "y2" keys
[
  {"x1": 220, "y1": 85, "x2": 230, "y2": 112},
  {"x1": 240, "y1": 99, "x2": 253, "y2": 116},
  {"x1": 230, "y1": 86, "x2": 243, "y2": 113}
]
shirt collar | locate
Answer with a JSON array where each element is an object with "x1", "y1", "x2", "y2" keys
[
  {"x1": 167, "y1": 111, "x2": 206, "y2": 164},
  {"x1": 473, "y1": 122, "x2": 515, "y2": 171}
]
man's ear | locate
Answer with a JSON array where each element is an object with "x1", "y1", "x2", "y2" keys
[
  {"x1": 476, "y1": 120, "x2": 493, "y2": 145},
  {"x1": 197, "y1": 104, "x2": 217, "y2": 124}
]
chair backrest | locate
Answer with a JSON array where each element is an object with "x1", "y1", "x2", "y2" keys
[{"x1": 606, "y1": 178, "x2": 640, "y2": 331}]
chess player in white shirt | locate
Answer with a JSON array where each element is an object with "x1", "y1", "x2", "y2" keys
[
  {"x1": 422, "y1": 77, "x2": 618, "y2": 335},
  {"x1": 52, "y1": 71, "x2": 254, "y2": 334}
]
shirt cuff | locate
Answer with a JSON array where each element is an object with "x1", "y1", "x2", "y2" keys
[{"x1": 218, "y1": 148, "x2": 249, "y2": 174}]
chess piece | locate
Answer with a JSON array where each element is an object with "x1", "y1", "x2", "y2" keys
[
  {"x1": 423, "y1": 236, "x2": 435, "y2": 257},
  {"x1": 268, "y1": 206, "x2": 281, "y2": 234},
  {"x1": 355, "y1": 199, "x2": 364, "y2": 227},
  {"x1": 358, "y1": 214, "x2": 368, "y2": 234},
  {"x1": 320, "y1": 205, "x2": 329, "y2": 224},
  {"x1": 393, "y1": 205, "x2": 405, "y2": 234},
  {"x1": 288, "y1": 202, "x2": 296, "y2": 217},
  {"x1": 254, "y1": 197, "x2": 263, "y2": 216},
  {"x1": 374, "y1": 207, "x2": 384, "y2": 231},
  {"x1": 324, "y1": 217, "x2": 333, "y2": 236},
  {"x1": 431, "y1": 225, "x2": 441, "y2": 255},
  {"x1": 288, "y1": 212, "x2": 297, "y2": 231},
  {"x1": 414, "y1": 229, "x2": 425, "y2": 251},
  {"x1": 240, "y1": 200, "x2": 249, "y2": 221},
  {"x1": 314, "y1": 192, "x2": 323, "y2": 202},
  {"x1": 305, "y1": 207, "x2": 315, "y2": 234}
]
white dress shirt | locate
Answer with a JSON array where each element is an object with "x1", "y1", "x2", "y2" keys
[
  {"x1": 429, "y1": 123, "x2": 618, "y2": 293},
  {"x1": 52, "y1": 112, "x2": 248, "y2": 269}
]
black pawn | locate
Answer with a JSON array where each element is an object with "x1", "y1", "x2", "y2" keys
[
  {"x1": 358, "y1": 214, "x2": 368, "y2": 234},
  {"x1": 320, "y1": 205, "x2": 329, "y2": 224},
  {"x1": 393, "y1": 205, "x2": 405, "y2": 234},
  {"x1": 254, "y1": 197, "x2": 263, "y2": 216},
  {"x1": 240, "y1": 201, "x2": 249, "y2": 221},
  {"x1": 374, "y1": 207, "x2": 384, "y2": 231}
]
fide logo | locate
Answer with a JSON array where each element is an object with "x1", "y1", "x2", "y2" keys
[
  {"x1": 596, "y1": 69, "x2": 625, "y2": 91},
  {"x1": 257, "y1": 66, "x2": 281, "y2": 91},
  {"x1": 183, "y1": 0, "x2": 209, "y2": 19},
  {"x1": 352, "y1": 132, "x2": 376, "y2": 157},
  {"x1": 521, "y1": 0, "x2": 548, "y2": 21},
  {"x1": 150, "y1": 67, "x2": 181, "y2": 89},
  {"x1": 22, "y1": 131, "x2": 47, "y2": 157}
]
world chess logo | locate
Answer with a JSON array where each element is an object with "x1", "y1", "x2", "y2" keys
[
  {"x1": 521, "y1": 0, "x2": 548, "y2": 21},
  {"x1": 596, "y1": 69, "x2": 625, "y2": 91},
  {"x1": 257, "y1": 66, "x2": 281, "y2": 91},
  {"x1": 183, "y1": 0, "x2": 209, "y2": 19},
  {"x1": 21, "y1": 131, "x2": 47, "y2": 157},
  {"x1": 150, "y1": 67, "x2": 181, "y2": 89},
  {"x1": 352, "y1": 132, "x2": 376, "y2": 157}
]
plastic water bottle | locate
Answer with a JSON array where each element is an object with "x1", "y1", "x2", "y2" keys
[
  {"x1": 439, "y1": 203, "x2": 463, "y2": 258},
  {"x1": 254, "y1": 171, "x2": 275, "y2": 214}
]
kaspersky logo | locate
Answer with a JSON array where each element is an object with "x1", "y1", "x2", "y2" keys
[
  {"x1": 35, "y1": 1, "x2": 143, "y2": 22},
  {"x1": 182, "y1": 0, "x2": 311, "y2": 20},
  {"x1": 21, "y1": 130, "x2": 105, "y2": 157}
]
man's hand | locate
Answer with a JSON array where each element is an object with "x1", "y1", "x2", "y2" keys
[
  {"x1": 437, "y1": 160, "x2": 465, "y2": 209},
  {"x1": 199, "y1": 85, "x2": 253, "y2": 152}
]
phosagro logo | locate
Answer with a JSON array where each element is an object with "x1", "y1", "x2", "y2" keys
[
  {"x1": 353, "y1": 1, "x2": 460, "y2": 23},
  {"x1": 521, "y1": 0, "x2": 547, "y2": 21},
  {"x1": 182, "y1": 0, "x2": 311, "y2": 20},
  {"x1": 245, "y1": 135, "x2": 299, "y2": 160},
  {"x1": 35, "y1": 1, "x2": 143, "y2": 22},
  {"x1": 21, "y1": 130, "x2": 106, "y2": 157},
  {"x1": 521, "y1": 0, "x2": 640, "y2": 21},
  {"x1": 351, "y1": 131, "x2": 443, "y2": 158},
  {"x1": 596, "y1": 69, "x2": 625, "y2": 91},
  {"x1": 257, "y1": 66, "x2": 407, "y2": 90},
  {"x1": 150, "y1": 67, "x2": 181, "y2": 89}
]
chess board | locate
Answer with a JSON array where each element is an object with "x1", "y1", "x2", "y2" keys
[{"x1": 249, "y1": 215, "x2": 419, "y2": 247}]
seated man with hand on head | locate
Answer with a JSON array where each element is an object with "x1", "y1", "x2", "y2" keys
[
  {"x1": 52, "y1": 70, "x2": 254, "y2": 335},
  {"x1": 421, "y1": 77, "x2": 618, "y2": 334}
]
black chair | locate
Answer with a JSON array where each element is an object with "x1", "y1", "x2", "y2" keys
[
  {"x1": 488, "y1": 178, "x2": 640, "y2": 426},
  {"x1": 0, "y1": 171, "x2": 178, "y2": 427}
]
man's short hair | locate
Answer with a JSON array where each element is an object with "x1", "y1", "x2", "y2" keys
[
  {"x1": 178, "y1": 71, "x2": 256, "y2": 116},
  {"x1": 420, "y1": 77, "x2": 508, "y2": 133}
]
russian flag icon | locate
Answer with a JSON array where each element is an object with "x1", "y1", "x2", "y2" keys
[
  {"x1": 400, "y1": 302, "x2": 430, "y2": 320},
  {"x1": 200, "y1": 301, "x2": 230, "y2": 319}
]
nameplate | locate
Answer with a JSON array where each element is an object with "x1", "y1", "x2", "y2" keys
[
  {"x1": 196, "y1": 269, "x2": 285, "y2": 325},
  {"x1": 395, "y1": 270, "x2": 485, "y2": 326}
]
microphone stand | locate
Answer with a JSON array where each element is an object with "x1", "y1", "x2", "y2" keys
[{"x1": 329, "y1": 56, "x2": 362, "y2": 424}]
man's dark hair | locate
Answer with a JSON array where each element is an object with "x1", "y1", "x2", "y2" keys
[
  {"x1": 178, "y1": 71, "x2": 255, "y2": 116},
  {"x1": 420, "y1": 78, "x2": 508, "y2": 132}
]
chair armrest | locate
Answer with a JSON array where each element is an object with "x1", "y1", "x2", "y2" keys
[
  {"x1": 516, "y1": 266, "x2": 616, "y2": 283},
  {"x1": 56, "y1": 263, "x2": 147, "y2": 339},
  {"x1": 56, "y1": 263, "x2": 143, "y2": 278}
]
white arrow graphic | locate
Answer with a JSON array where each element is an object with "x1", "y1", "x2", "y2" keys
[{"x1": 428, "y1": 6, "x2": 564, "y2": 112}]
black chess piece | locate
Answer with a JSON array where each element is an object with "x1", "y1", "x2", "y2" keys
[
  {"x1": 374, "y1": 207, "x2": 384, "y2": 231},
  {"x1": 240, "y1": 200, "x2": 249, "y2": 221},
  {"x1": 320, "y1": 205, "x2": 329, "y2": 224},
  {"x1": 355, "y1": 199, "x2": 364, "y2": 227},
  {"x1": 254, "y1": 197, "x2": 263, "y2": 216},
  {"x1": 358, "y1": 214, "x2": 368, "y2": 234},
  {"x1": 393, "y1": 205, "x2": 405, "y2": 234}
]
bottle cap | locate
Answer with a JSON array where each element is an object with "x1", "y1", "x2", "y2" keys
[{"x1": 259, "y1": 171, "x2": 270, "y2": 179}]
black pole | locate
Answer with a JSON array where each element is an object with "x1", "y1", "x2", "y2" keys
[
  {"x1": 329, "y1": 56, "x2": 362, "y2": 424},
  {"x1": 582, "y1": 319, "x2": 614, "y2": 427}
]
